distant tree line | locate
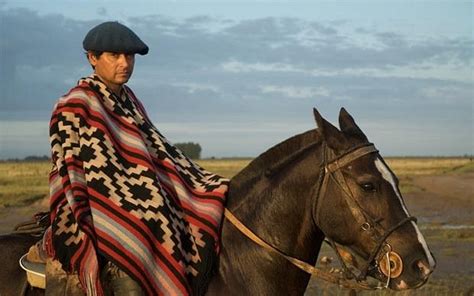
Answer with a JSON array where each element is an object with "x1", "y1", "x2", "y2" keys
[
  {"x1": 0, "y1": 143, "x2": 204, "y2": 162},
  {"x1": 24, "y1": 155, "x2": 50, "y2": 161},
  {"x1": 0, "y1": 155, "x2": 50, "y2": 162},
  {"x1": 175, "y1": 142, "x2": 202, "y2": 159}
]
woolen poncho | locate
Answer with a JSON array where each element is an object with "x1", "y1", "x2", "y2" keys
[{"x1": 47, "y1": 75, "x2": 229, "y2": 295}]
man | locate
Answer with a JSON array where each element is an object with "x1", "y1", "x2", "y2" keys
[{"x1": 46, "y1": 21, "x2": 229, "y2": 295}]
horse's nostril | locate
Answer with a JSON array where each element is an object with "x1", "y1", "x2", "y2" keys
[{"x1": 412, "y1": 259, "x2": 432, "y2": 278}]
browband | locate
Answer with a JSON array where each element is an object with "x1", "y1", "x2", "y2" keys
[{"x1": 326, "y1": 144, "x2": 378, "y2": 173}]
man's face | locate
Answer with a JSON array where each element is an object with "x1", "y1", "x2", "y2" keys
[{"x1": 88, "y1": 52, "x2": 135, "y2": 91}]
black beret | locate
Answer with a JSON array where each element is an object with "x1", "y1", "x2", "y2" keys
[{"x1": 83, "y1": 21, "x2": 149, "y2": 55}]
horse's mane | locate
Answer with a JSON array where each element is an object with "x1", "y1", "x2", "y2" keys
[{"x1": 230, "y1": 129, "x2": 321, "y2": 191}]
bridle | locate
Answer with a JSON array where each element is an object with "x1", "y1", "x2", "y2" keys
[
  {"x1": 224, "y1": 142, "x2": 417, "y2": 290},
  {"x1": 313, "y1": 143, "x2": 416, "y2": 286}
]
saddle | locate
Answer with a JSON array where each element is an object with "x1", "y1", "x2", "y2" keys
[
  {"x1": 20, "y1": 247, "x2": 144, "y2": 294},
  {"x1": 20, "y1": 251, "x2": 82, "y2": 294},
  {"x1": 13, "y1": 212, "x2": 48, "y2": 290},
  {"x1": 16, "y1": 212, "x2": 141, "y2": 294},
  {"x1": 19, "y1": 250, "x2": 46, "y2": 289}
]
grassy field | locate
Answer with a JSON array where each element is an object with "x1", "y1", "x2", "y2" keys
[
  {"x1": 384, "y1": 157, "x2": 473, "y2": 176},
  {"x1": 0, "y1": 157, "x2": 473, "y2": 295},
  {"x1": 0, "y1": 161, "x2": 51, "y2": 208},
  {"x1": 0, "y1": 157, "x2": 470, "y2": 208}
]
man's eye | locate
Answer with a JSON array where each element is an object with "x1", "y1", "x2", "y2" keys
[{"x1": 361, "y1": 182, "x2": 376, "y2": 192}]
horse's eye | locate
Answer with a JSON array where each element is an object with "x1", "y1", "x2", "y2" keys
[{"x1": 361, "y1": 182, "x2": 376, "y2": 192}]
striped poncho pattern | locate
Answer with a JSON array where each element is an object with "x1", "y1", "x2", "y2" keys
[{"x1": 47, "y1": 75, "x2": 229, "y2": 295}]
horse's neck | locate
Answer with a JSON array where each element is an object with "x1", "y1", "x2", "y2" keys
[
  {"x1": 230, "y1": 161, "x2": 323, "y2": 258},
  {"x1": 213, "y1": 145, "x2": 326, "y2": 294}
]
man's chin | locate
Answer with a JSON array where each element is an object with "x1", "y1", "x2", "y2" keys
[{"x1": 115, "y1": 75, "x2": 131, "y2": 84}]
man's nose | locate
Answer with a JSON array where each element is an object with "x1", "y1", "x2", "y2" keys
[{"x1": 118, "y1": 54, "x2": 131, "y2": 66}]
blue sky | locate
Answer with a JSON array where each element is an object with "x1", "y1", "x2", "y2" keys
[{"x1": 0, "y1": 0, "x2": 472, "y2": 158}]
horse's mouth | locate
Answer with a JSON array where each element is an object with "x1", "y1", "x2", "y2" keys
[
  {"x1": 331, "y1": 244, "x2": 431, "y2": 290},
  {"x1": 366, "y1": 258, "x2": 430, "y2": 290},
  {"x1": 389, "y1": 276, "x2": 429, "y2": 290}
]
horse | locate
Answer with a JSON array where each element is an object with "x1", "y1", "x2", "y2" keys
[
  {"x1": 0, "y1": 108, "x2": 435, "y2": 295},
  {"x1": 206, "y1": 108, "x2": 435, "y2": 294}
]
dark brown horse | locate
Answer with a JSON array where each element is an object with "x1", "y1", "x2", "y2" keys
[
  {"x1": 207, "y1": 108, "x2": 435, "y2": 294},
  {"x1": 0, "y1": 108, "x2": 435, "y2": 295}
]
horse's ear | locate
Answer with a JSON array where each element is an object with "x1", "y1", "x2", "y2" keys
[
  {"x1": 313, "y1": 108, "x2": 347, "y2": 151},
  {"x1": 338, "y1": 108, "x2": 368, "y2": 142}
]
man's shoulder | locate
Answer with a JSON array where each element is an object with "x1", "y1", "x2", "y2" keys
[{"x1": 56, "y1": 83, "x2": 99, "y2": 107}]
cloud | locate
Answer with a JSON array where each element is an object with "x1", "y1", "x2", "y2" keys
[
  {"x1": 260, "y1": 85, "x2": 330, "y2": 99},
  {"x1": 169, "y1": 82, "x2": 220, "y2": 94},
  {"x1": 220, "y1": 60, "x2": 301, "y2": 73},
  {"x1": 418, "y1": 85, "x2": 473, "y2": 103},
  {"x1": 1, "y1": 7, "x2": 472, "y2": 156},
  {"x1": 0, "y1": 8, "x2": 94, "y2": 116},
  {"x1": 0, "y1": 120, "x2": 50, "y2": 159},
  {"x1": 97, "y1": 7, "x2": 107, "y2": 16}
]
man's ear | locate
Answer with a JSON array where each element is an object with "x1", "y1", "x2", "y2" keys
[
  {"x1": 87, "y1": 52, "x2": 98, "y2": 68},
  {"x1": 313, "y1": 108, "x2": 347, "y2": 152}
]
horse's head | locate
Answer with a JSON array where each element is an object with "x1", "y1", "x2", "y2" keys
[{"x1": 312, "y1": 108, "x2": 436, "y2": 290}]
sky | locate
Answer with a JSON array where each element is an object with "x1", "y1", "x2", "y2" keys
[{"x1": 0, "y1": 0, "x2": 472, "y2": 158}]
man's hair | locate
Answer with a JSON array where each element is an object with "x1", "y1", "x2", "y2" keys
[{"x1": 85, "y1": 51, "x2": 103, "y2": 70}]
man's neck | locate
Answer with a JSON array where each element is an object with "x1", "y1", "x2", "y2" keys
[
  {"x1": 94, "y1": 74, "x2": 123, "y2": 96},
  {"x1": 109, "y1": 84, "x2": 123, "y2": 97}
]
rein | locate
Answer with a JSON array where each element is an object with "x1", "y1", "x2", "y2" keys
[
  {"x1": 224, "y1": 143, "x2": 416, "y2": 290},
  {"x1": 224, "y1": 209, "x2": 372, "y2": 290},
  {"x1": 11, "y1": 212, "x2": 50, "y2": 236}
]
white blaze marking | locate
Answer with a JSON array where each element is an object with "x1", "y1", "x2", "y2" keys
[
  {"x1": 375, "y1": 158, "x2": 409, "y2": 215},
  {"x1": 375, "y1": 158, "x2": 436, "y2": 269},
  {"x1": 412, "y1": 221, "x2": 436, "y2": 268}
]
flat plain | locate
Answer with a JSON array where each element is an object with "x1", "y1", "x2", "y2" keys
[{"x1": 0, "y1": 157, "x2": 472, "y2": 295}]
